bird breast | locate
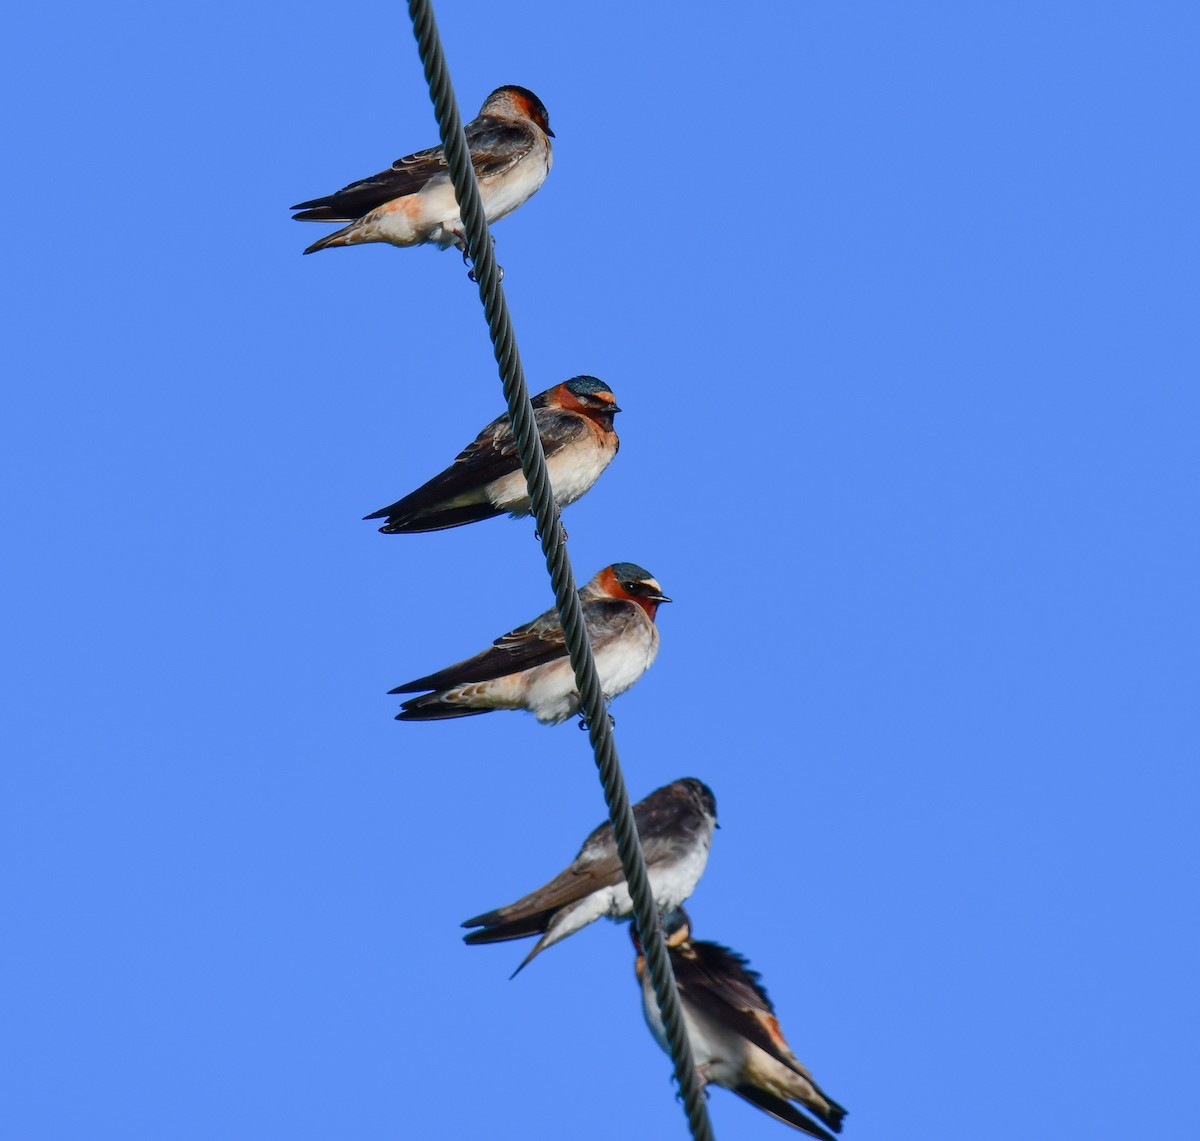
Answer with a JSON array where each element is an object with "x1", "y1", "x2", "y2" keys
[
  {"x1": 478, "y1": 140, "x2": 552, "y2": 224},
  {"x1": 591, "y1": 613, "x2": 659, "y2": 698},
  {"x1": 648, "y1": 837, "x2": 712, "y2": 913},
  {"x1": 487, "y1": 424, "x2": 616, "y2": 515},
  {"x1": 640, "y1": 974, "x2": 732, "y2": 1076}
]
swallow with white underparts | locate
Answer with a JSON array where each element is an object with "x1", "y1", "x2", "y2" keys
[
  {"x1": 462, "y1": 779, "x2": 716, "y2": 975},
  {"x1": 364, "y1": 377, "x2": 619, "y2": 534},
  {"x1": 390, "y1": 563, "x2": 669, "y2": 724},
  {"x1": 633, "y1": 909, "x2": 847, "y2": 1140},
  {"x1": 291, "y1": 85, "x2": 553, "y2": 255}
]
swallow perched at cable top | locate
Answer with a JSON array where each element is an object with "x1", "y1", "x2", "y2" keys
[
  {"x1": 390, "y1": 562, "x2": 670, "y2": 724},
  {"x1": 462, "y1": 779, "x2": 716, "y2": 975},
  {"x1": 290, "y1": 85, "x2": 553, "y2": 256},
  {"x1": 363, "y1": 377, "x2": 619, "y2": 534},
  {"x1": 633, "y1": 909, "x2": 847, "y2": 1140}
]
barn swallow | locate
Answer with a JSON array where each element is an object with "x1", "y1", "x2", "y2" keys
[
  {"x1": 364, "y1": 377, "x2": 619, "y2": 534},
  {"x1": 633, "y1": 909, "x2": 847, "y2": 1140},
  {"x1": 291, "y1": 85, "x2": 553, "y2": 255},
  {"x1": 462, "y1": 779, "x2": 716, "y2": 975},
  {"x1": 390, "y1": 562, "x2": 669, "y2": 724}
]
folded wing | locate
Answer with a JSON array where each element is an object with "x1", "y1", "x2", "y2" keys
[{"x1": 292, "y1": 119, "x2": 537, "y2": 222}]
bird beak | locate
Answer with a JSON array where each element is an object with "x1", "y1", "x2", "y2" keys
[
  {"x1": 544, "y1": 126, "x2": 556, "y2": 138},
  {"x1": 649, "y1": 593, "x2": 673, "y2": 604},
  {"x1": 609, "y1": 403, "x2": 623, "y2": 413}
]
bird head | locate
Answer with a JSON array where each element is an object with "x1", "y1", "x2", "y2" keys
[
  {"x1": 483, "y1": 85, "x2": 554, "y2": 137},
  {"x1": 593, "y1": 562, "x2": 671, "y2": 619},
  {"x1": 676, "y1": 778, "x2": 718, "y2": 825},
  {"x1": 553, "y1": 375, "x2": 621, "y2": 424}
]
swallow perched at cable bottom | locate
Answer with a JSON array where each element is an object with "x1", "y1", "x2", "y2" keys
[
  {"x1": 462, "y1": 779, "x2": 716, "y2": 975},
  {"x1": 390, "y1": 563, "x2": 670, "y2": 724},
  {"x1": 291, "y1": 85, "x2": 553, "y2": 255},
  {"x1": 364, "y1": 377, "x2": 619, "y2": 533},
  {"x1": 633, "y1": 909, "x2": 847, "y2": 1140}
]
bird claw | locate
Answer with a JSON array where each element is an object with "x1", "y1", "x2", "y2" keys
[
  {"x1": 467, "y1": 263, "x2": 504, "y2": 284},
  {"x1": 672, "y1": 1067, "x2": 713, "y2": 1102},
  {"x1": 534, "y1": 509, "x2": 567, "y2": 545},
  {"x1": 462, "y1": 235, "x2": 503, "y2": 282}
]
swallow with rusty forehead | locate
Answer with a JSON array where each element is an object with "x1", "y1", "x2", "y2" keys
[
  {"x1": 364, "y1": 377, "x2": 619, "y2": 534},
  {"x1": 632, "y1": 909, "x2": 847, "y2": 1140},
  {"x1": 390, "y1": 563, "x2": 669, "y2": 724},
  {"x1": 462, "y1": 779, "x2": 716, "y2": 975},
  {"x1": 291, "y1": 85, "x2": 553, "y2": 255}
]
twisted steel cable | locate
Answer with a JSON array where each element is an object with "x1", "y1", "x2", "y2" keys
[{"x1": 405, "y1": 3, "x2": 715, "y2": 1137}]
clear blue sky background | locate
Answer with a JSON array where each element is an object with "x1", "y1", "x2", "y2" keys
[{"x1": 4, "y1": 2, "x2": 1198, "y2": 1138}]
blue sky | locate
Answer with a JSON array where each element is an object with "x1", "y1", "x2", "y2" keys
[{"x1": 4, "y1": 2, "x2": 1198, "y2": 1138}]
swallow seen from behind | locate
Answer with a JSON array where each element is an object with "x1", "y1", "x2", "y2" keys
[
  {"x1": 291, "y1": 86, "x2": 553, "y2": 255},
  {"x1": 633, "y1": 909, "x2": 847, "y2": 1140},
  {"x1": 463, "y1": 779, "x2": 716, "y2": 975},
  {"x1": 364, "y1": 377, "x2": 619, "y2": 534},
  {"x1": 390, "y1": 563, "x2": 669, "y2": 724}
]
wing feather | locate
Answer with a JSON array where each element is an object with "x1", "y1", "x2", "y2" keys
[
  {"x1": 291, "y1": 118, "x2": 537, "y2": 221},
  {"x1": 364, "y1": 407, "x2": 587, "y2": 525},
  {"x1": 391, "y1": 598, "x2": 637, "y2": 694},
  {"x1": 732, "y1": 1086, "x2": 837, "y2": 1141}
]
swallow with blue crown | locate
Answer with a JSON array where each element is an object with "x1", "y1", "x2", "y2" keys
[{"x1": 390, "y1": 563, "x2": 669, "y2": 724}]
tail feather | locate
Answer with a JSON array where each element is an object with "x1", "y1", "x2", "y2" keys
[
  {"x1": 507, "y1": 936, "x2": 552, "y2": 979},
  {"x1": 365, "y1": 501, "x2": 503, "y2": 534},
  {"x1": 394, "y1": 693, "x2": 489, "y2": 721},
  {"x1": 462, "y1": 909, "x2": 555, "y2": 943},
  {"x1": 732, "y1": 1086, "x2": 840, "y2": 1140},
  {"x1": 291, "y1": 200, "x2": 354, "y2": 221},
  {"x1": 300, "y1": 223, "x2": 360, "y2": 255}
]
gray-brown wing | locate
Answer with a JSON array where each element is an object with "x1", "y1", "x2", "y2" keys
[
  {"x1": 677, "y1": 941, "x2": 804, "y2": 1070},
  {"x1": 463, "y1": 813, "x2": 625, "y2": 932},
  {"x1": 389, "y1": 605, "x2": 567, "y2": 694},
  {"x1": 464, "y1": 780, "x2": 699, "y2": 932},
  {"x1": 366, "y1": 407, "x2": 588, "y2": 523},
  {"x1": 390, "y1": 592, "x2": 630, "y2": 695},
  {"x1": 679, "y1": 940, "x2": 844, "y2": 1128},
  {"x1": 291, "y1": 118, "x2": 537, "y2": 221}
]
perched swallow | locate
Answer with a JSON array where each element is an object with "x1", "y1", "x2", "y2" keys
[
  {"x1": 291, "y1": 85, "x2": 553, "y2": 255},
  {"x1": 390, "y1": 562, "x2": 670, "y2": 724},
  {"x1": 364, "y1": 377, "x2": 619, "y2": 534},
  {"x1": 633, "y1": 909, "x2": 847, "y2": 1140},
  {"x1": 462, "y1": 778, "x2": 716, "y2": 975}
]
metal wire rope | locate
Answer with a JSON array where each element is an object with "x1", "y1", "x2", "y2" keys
[{"x1": 403, "y1": 2, "x2": 715, "y2": 1137}]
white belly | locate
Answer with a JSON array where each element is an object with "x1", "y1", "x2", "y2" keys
[
  {"x1": 486, "y1": 433, "x2": 616, "y2": 516},
  {"x1": 649, "y1": 839, "x2": 712, "y2": 912},
  {"x1": 444, "y1": 606, "x2": 657, "y2": 724},
  {"x1": 641, "y1": 974, "x2": 734, "y2": 1076},
  {"x1": 592, "y1": 619, "x2": 659, "y2": 699},
  {"x1": 479, "y1": 148, "x2": 552, "y2": 224}
]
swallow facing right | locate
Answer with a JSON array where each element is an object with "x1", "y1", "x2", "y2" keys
[
  {"x1": 390, "y1": 562, "x2": 670, "y2": 724},
  {"x1": 364, "y1": 377, "x2": 619, "y2": 533},
  {"x1": 291, "y1": 85, "x2": 553, "y2": 256},
  {"x1": 633, "y1": 909, "x2": 847, "y2": 1140},
  {"x1": 462, "y1": 778, "x2": 716, "y2": 975}
]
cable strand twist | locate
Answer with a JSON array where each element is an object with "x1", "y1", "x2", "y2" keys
[{"x1": 406, "y1": 3, "x2": 715, "y2": 1137}]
